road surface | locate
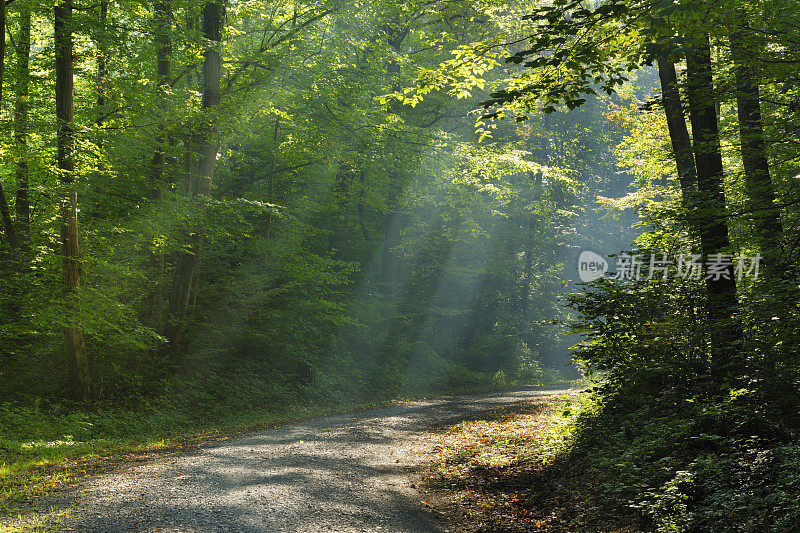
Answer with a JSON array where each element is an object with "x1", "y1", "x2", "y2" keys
[{"x1": 24, "y1": 388, "x2": 566, "y2": 532}]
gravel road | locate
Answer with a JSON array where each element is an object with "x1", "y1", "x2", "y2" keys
[{"x1": 27, "y1": 388, "x2": 566, "y2": 532}]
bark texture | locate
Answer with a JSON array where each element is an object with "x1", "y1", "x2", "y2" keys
[
  {"x1": 164, "y1": 1, "x2": 225, "y2": 360},
  {"x1": 657, "y1": 57, "x2": 698, "y2": 215},
  {"x1": 729, "y1": 24, "x2": 783, "y2": 274},
  {"x1": 150, "y1": 0, "x2": 172, "y2": 198},
  {"x1": 0, "y1": 0, "x2": 18, "y2": 251},
  {"x1": 685, "y1": 34, "x2": 741, "y2": 381},
  {"x1": 14, "y1": 4, "x2": 31, "y2": 245},
  {"x1": 56, "y1": 0, "x2": 90, "y2": 402}
]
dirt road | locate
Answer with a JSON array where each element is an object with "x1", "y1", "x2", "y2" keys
[{"x1": 25, "y1": 388, "x2": 566, "y2": 532}]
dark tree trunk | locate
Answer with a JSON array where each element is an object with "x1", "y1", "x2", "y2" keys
[
  {"x1": 380, "y1": 190, "x2": 403, "y2": 284},
  {"x1": 264, "y1": 118, "x2": 279, "y2": 239},
  {"x1": 0, "y1": 0, "x2": 18, "y2": 251},
  {"x1": 14, "y1": 3, "x2": 31, "y2": 245},
  {"x1": 92, "y1": 0, "x2": 109, "y2": 186},
  {"x1": 96, "y1": 1, "x2": 108, "y2": 123},
  {"x1": 56, "y1": 0, "x2": 90, "y2": 402},
  {"x1": 164, "y1": 1, "x2": 225, "y2": 361},
  {"x1": 358, "y1": 171, "x2": 369, "y2": 241},
  {"x1": 164, "y1": 233, "x2": 199, "y2": 353},
  {"x1": 657, "y1": 57, "x2": 698, "y2": 215},
  {"x1": 193, "y1": 1, "x2": 223, "y2": 196},
  {"x1": 150, "y1": 0, "x2": 172, "y2": 199},
  {"x1": 685, "y1": 34, "x2": 741, "y2": 382},
  {"x1": 0, "y1": 187, "x2": 16, "y2": 250},
  {"x1": 148, "y1": 0, "x2": 172, "y2": 326},
  {"x1": 729, "y1": 24, "x2": 783, "y2": 274}
]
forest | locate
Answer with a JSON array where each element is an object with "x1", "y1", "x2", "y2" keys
[{"x1": 0, "y1": 0, "x2": 799, "y2": 530}]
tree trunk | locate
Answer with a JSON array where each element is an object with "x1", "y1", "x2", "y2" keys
[
  {"x1": 0, "y1": 0, "x2": 18, "y2": 251},
  {"x1": 147, "y1": 0, "x2": 172, "y2": 327},
  {"x1": 265, "y1": 117, "x2": 279, "y2": 239},
  {"x1": 96, "y1": 1, "x2": 108, "y2": 123},
  {"x1": 358, "y1": 171, "x2": 369, "y2": 241},
  {"x1": 656, "y1": 57, "x2": 698, "y2": 215},
  {"x1": 193, "y1": 1, "x2": 223, "y2": 196},
  {"x1": 14, "y1": 3, "x2": 31, "y2": 246},
  {"x1": 380, "y1": 187, "x2": 403, "y2": 284},
  {"x1": 56, "y1": 0, "x2": 90, "y2": 402},
  {"x1": 164, "y1": 1, "x2": 225, "y2": 361},
  {"x1": 150, "y1": 0, "x2": 172, "y2": 199},
  {"x1": 0, "y1": 185, "x2": 16, "y2": 251},
  {"x1": 684, "y1": 34, "x2": 741, "y2": 382},
  {"x1": 729, "y1": 24, "x2": 783, "y2": 274}
]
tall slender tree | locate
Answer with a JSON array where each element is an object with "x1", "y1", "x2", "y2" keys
[
  {"x1": 151, "y1": 0, "x2": 172, "y2": 198},
  {"x1": 656, "y1": 56, "x2": 698, "y2": 215},
  {"x1": 96, "y1": 0, "x2": 109, "y2": 125},
  {"x1": 164, "y1": 1, "x2": 225, "y2": 360},
  {"x1": 0, "y1": 0, "x2": 19, "y2": 251},
  {"x1": 684, "y1": 34, "x2": 741, "y2": 380},
  {"x1": 14, "y1": 2, "x2": 32, "y2": 247},
  {"x1": 728, "y1": 21, "x2": 783, "y2": 275},
  {"x1": 56, "y1": 0, "x2": 90, "y2": 402},
  {"x1": 148, "y1": 0, "x2": 173, "y2": 325}
]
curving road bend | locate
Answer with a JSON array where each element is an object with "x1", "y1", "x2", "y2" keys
[{"x1": 26, "y1": 388, "x2": 566, "y2": 532}]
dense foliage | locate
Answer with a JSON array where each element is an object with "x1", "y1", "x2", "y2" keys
[
  {"x1": 2, "y1": 0, "x2": 798, "y2": 528},
  {"x1": 449, "y1": 0, "x2": 800, "y2": 529},
  {"x1": 0, "y1": 0, "x2": 631, "y2": 420}
]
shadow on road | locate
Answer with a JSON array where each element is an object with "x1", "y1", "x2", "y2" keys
[{"x1": 18, "y1": 388, "x2": 569, "y2": 532}]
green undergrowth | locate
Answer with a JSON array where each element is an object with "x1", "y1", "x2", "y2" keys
[
  {"x1": 514, "y1": 382, "x2": 800, "y2": 531},
  {"x1": 560, "y1": 382, "x2": 800, "y2": 532}
]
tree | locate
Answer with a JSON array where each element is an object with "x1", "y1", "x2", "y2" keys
[
  {"x1": 55, "y1": 0, "x2": 90, "y2": 402},
  {"x1": 150, "y1": 0, "x2": 172, "y2": 198},
  {"x1": 728, "y1": 19, "x2": 783, "y2": 275},
  {"x1": 449, "y1": 0, "x2": 751, "y2": 383},
  {"x1": 164, "y1": 0, "x2": 225, "y2": 360},
  {"x1": 656, "y1": 56, "x2": 697, "y2": 214},
  {"x1": 0, "y1": 0, "x2": 19, "y2": 251},
  {"x1": 684, "y1": 33, "x2": 741, "y2": 379},
  {"x1": 14, "y1": 1, "x2": 32, "y2": 248}
]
